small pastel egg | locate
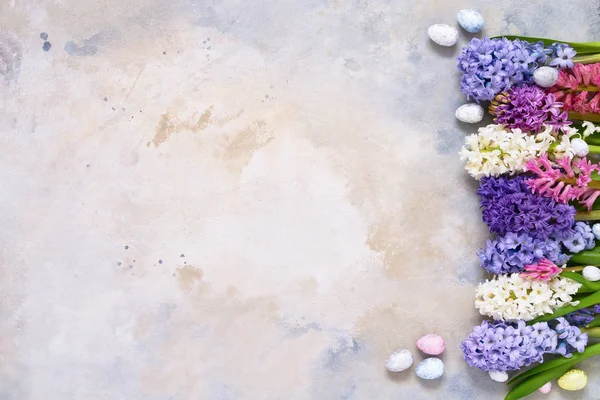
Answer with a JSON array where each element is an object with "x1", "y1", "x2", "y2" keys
[
  {"x1": 416, "y1": 334, "x2": 445, "y2": 355},
  {"x1": 583, "y1": 266, "x2": 600, "y2": 282},
  {"x1": 455, "y1": 103, "x2": 484, "y2": 123},
  {"x1": 538, "y1": 382, "x2": 552, "y2": 394},
  {"x1": 385, "y1": 349, "x2": 413, "y2": 372},
  {"x1": 593, "y1": 224, "x2": 600, "y2": 240},
  {"x1": 457, "y1": 9, "x2": 484, "y2": 33},
  {"x1": 558, "y1": 369, "x2": 587, "y2": 391},
  {"x1": 488, "y1": 370, "x2": 508, "y2": 382},
  {"x1": 415, "y1": 357, "x2": 444, "y2": 380},
  {"x1": 427, "y1": 24, "x2": 459, "y2": 47},
  {"x1": 533, "y1": 66, "x2": 559, "y2": 88},
  {"x1": 571, "y1": 138, "x2": 589, "y2": 157}
]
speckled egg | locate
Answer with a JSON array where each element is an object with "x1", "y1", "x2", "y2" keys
[
  {"x1": 558, "y1": 369, "x2": 587, "y2": 391},
  {"x1": 385, "y1": 349, "x2": 413, "y2": 372},
  {"x1": 428, "y1": 24, "x2": 458, "y2": 47},
  {"x1": 534, "y1": 66, "x2": 559, "y2": 88},
  {"x1": 583, "y1": 266, "x2": 600, "y2": 282},
  {"x1": 457, "y1": 9, "x2": 484, "y2": 33},
  {"x1": 489, "y1": 370, "x2": 508, "y2": 382},
  {"x1": 571, "y1": 138, "x2": 589, "y2": 157},
  {"x1": 538, "y1": 382, "x2": 552, "y2": 394},
  {"x1": 416, "y1": 334, "x2": 445, "y2": 355},
  {"x1": 415, "y1": 358, "x2": 444, "y2": 380},
  {"x1": 455, "y1": 103, "x2": 484, "y2": 123}
]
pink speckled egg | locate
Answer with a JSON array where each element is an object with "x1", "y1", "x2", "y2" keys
[
  {"x1": 538, "y1": 382, "x2": 551, "y2": 394},
  {"x1": 416, "y1": 334, "x2": 445, "y2": 355}
]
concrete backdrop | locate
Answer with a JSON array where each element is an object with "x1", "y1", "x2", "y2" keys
[{"x1": 1, "y1": 0, "x2": 600, "y2": 399}]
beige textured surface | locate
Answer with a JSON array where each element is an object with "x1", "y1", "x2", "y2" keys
[{"x1": 1, "y1": 0, "x2": 600, "y2": 399}]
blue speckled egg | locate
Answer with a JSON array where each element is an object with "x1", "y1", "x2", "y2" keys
[
  {"x1": 415, "y1": 357, "x2": 444, "y2": 380},
  {"x1": 457, "y1": 9, "x2": 484, "y2": 33}
]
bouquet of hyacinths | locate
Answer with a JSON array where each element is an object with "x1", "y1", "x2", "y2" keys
[{"x1": 458, "y1": 34, "x2": 600, "y2": 400}]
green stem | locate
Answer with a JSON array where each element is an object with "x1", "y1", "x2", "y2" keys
[
  {"x1": 575, "y1": 210, "x2": 600, "y2": 221},
  {"x1": 581, "y1": 327, "x2": 600, "y2": 337},
  {"x1": 573, "y1": 53, "x2": 600, "y2": 64},
  {"x1": 569, "y1": 112, "x2": 600, "y2": 122},
  {"x1": 589, "y1": 144, "x2": 600, "y2": 154},
  {"x1": 561, "y1": 178, "x2": 600, "y2": 190},
  {"x1": 563, "y1": 266, "x2": 586, "y2": 272}
]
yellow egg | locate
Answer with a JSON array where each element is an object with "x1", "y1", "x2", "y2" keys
[{"x1": 558, "y1": 369, "x2": 587, "y2": 391}]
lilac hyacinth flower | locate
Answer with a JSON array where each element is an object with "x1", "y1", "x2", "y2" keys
[
  {"x1": 478, "y1": 232, "x2": 569, "y2": 274},
  {"x1": 565, "y1": 308, "x2": 595, "y2": 327},
  {"x1": 457, "y1": 37, "x2": 554, "y2": 102},
  {"x1": 461, "y1": 320, "x2": 557, "y2": 371},
  {"x1": 550, "y1": 43, "x2": 577, "y2": 69},
  {"x1": 491, "y1": 85, "x2": 570, "y2": 133},
  {"x1": 561, "y1": 222, "x2": 595, "y2": 253},
  {"x1": 478, "y1": 175, "x2": 576, "y2": 240},
  {"x1": 552, "y1": 317, "x2": 588, "y2": 357}
]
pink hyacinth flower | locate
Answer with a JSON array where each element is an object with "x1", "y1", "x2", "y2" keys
[
  {"x1": 573, "y1": 91, "x2": 590, "y2": 113},
  {"x1": 521, "y1": 259, "x2": 562, "y2": 282}
]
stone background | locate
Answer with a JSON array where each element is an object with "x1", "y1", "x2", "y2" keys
[{"x1": 1, "y1": 0, "x2": 600, "y2": 399}]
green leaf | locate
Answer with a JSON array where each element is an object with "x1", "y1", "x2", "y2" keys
[
  {"x1": 530, "y1": 290, "x2": 600, "y2": 323},
  {"x1": 491, "y1": 35, "x2": 600, "y2": 54},
  {"x1": 506, "y1": 355, "x2": 576, "y2": 387},
  {"x1": 504, "y1": 364, "x2": 572, "y2": 400},
  {"x1": 587, "y1": 316, "x2": 600, "y2": 328},
  {"x1": 570, "y1": 251, "x2": 600, "y2": 264},
  {"x1": 560, "y1": 272, "x2": 600, "y2": 291},
  {"x1": 507, "y1": 343, "x2": 600, "y2": 388}
]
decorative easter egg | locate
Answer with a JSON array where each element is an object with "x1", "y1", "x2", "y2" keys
[
  {"x1": 457, "y1": 9, "x2": 484, "y2": 33},
  {"x1": 558, "y1": 369, "x2": 587, "y2": 391},
  {"x1": 385, "y1": 349, "x2": 413, "y2": 372},
  {"x1": 533, "y1": 66, "x2": 559, "y2": 88},
  {"x1": 415, "y1": 358, "x2": 444, "y2": 380},
  {"x1": 593, "y1": 224, "x2": 600, "y2": 240},
  {"x1": 416, "y1": 334, "x2": 445, "y2": 355},
  {"x1": 538, "y1": 382, "x2": 552, "y2": 394},
  {"x1": 488, "y1": 370, "x2": 508, "y2": 382},
  {"x1": 583, "y1": 266, "x2": 600, "y2": 282},
  {"x1": 428, "y1": 24, "x2": 459, "y2": 47},
  {"x1": 571, "y1": 138, "x2": 589, "y2": 157},
  {"x1": 456, "y1": 103, "x2": 484, "y2": 123}
]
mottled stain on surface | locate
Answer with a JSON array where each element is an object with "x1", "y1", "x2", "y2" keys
[
  {"x1": 176, "y1": 265, "x2": 204, "y2": 293},
  {"x1": 150, "y1": 105, "x2": 215, "y2": 147},
  {"x1": 220, "y1": 119, "x2": 273, "y2": 172}
]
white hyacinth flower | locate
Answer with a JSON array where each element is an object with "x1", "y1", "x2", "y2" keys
[
  {"x1": 474, "y1": 274, "x2": 581, "y2": 321},
  {"x1": 459, "y1": 124, "x2": 555, "y2": 180}
]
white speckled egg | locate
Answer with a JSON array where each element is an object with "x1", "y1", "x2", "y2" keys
[
  {"x1": 534, "y1": 66, "x2": 559, "y2": 88},
  {"x1": 455, "y1": 103, "x2": 484, "y2": 123},
  {"x1": 428, "y1": 24, "x2": 458, "y2": 47},
  {"x1": 457, "y1": 9, "x2": 484, "y2": 33},
  {"x1": 571, "y1": 138, "x2": 589, "y2": 157},
  {"x1": 583, "y1": 266, "x2": 600, "y2": 282},
  {"x1": 385, "y1": 349, "x2": 413, "y2": 372},
  {"x1": 415, "y1": 358, "x2": 444, "y2": 380},
  {"x1": 489, "y1": 370, "x2": 508, "y2": 382},
  {"x1": 538, "y1": 382, "x2": 552, "y2": 394}
]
